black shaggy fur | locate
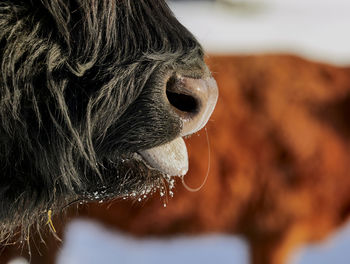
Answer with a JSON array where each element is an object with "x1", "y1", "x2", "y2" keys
[{"x1": 0, "y1": 0, "x2": 207, "y2": 242}]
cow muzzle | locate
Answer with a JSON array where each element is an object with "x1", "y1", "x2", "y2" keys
[{"x1": 138, "y1": 73, "x2": 218, "y2": 177}]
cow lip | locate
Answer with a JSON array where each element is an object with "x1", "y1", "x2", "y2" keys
[{"x1": 137, "y1": 137, "x2": 188, "y2": 177}]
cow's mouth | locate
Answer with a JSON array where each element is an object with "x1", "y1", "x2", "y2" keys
[
  {"x1": 136, "y1": 74, "x2": 218, "y2": 177},
  {"x1": 137, "y1": 137, "x2": 188, "y2": 177}
]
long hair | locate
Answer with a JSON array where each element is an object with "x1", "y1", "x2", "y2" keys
[{"x1": 0, "y1": 0, "x2": 205, "y2": 242}]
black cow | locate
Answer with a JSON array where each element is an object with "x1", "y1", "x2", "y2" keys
[{"x1": 0, "y1": 0, "x2": 218, "y2": 243}]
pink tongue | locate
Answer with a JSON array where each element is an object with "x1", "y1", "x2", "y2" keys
[{"x1": 139, "y1": 137, "x2": 188, "y2": 176}]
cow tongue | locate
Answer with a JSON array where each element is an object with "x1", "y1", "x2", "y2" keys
[{"x1": 138, "y1": 137, "x2": 188, "y2": 176}]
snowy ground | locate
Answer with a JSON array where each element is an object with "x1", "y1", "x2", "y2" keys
[
  {"x1": 54, "y1": 219, "x2": 350, "y2": 264},
  {"x1": 9, "y1": 220, "x2": 350, "y2": 264},
  {"x1": 57, "y1": 220, "x2": 250, "y2": 264}
]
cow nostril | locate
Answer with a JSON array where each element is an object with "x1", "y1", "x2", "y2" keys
[
  {"x1": 166, "y1": 76, "x2": 199, "y2": 114},
  {"x1": 165, "y1": 74, "x2": 218, "y2": 136},
  {"x1": 166, "y1": 90, "x2": 198, "y2": 113}
]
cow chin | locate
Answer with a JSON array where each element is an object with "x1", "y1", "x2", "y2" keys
[
  {"x1": 83, "y1": 136, "x2": 188, "y2": 204},
  {"x1": 81, "y1": 150, "x2": 180, "y2": 204}
]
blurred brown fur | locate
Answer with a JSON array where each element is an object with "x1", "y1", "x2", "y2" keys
[{"x1": 2, "y1": 55, "x2": 350, "y2": 264}]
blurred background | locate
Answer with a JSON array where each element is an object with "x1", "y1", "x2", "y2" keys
[
  {"x1": 9, "y1": 1, "x2": 350, "y2": 264},
  {"x1": 169, "y1": 0, "x2": 350, "y2": 65}
]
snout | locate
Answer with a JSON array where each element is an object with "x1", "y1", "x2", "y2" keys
[
  {"x1": 166, "y1": 74, "x2": 219, "y2": 136},
  {"x1": 137, "y1": 72, "x2": 218, "y2": 177}
]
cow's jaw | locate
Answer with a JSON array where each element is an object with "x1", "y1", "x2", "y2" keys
[{"x1": 138, "y1": 137, "x2": 188, "y2": 176}]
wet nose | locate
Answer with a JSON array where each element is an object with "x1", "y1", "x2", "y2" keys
[{"x1": 166, "y1": 74, "x2": 218, "y2": 136}]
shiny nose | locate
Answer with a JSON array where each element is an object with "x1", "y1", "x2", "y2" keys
[{"x1": 166, "y1": 74, "x2": 219, "y2": 136}]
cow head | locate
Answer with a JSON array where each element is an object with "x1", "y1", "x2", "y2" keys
[{"x1": 0, "y1": 0, "x2": 218, "y2": 241}]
